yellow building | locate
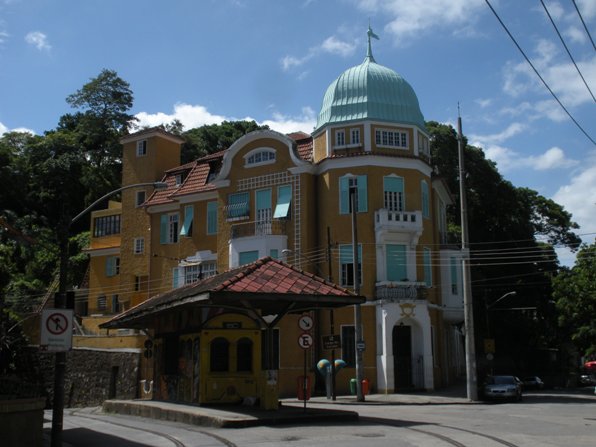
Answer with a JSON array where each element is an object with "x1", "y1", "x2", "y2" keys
[{"x1": 86, "y1": 31, "x2": 466, "y2": 398}]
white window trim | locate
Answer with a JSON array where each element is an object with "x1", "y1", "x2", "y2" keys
[
  {"x1": 133, "y1": 237, "x2": 144, "y2": 254},
  {"x1": 375, "y1": 128, "x2": 409, "y2": 149},
  {"x1": 244, "y1": 147, "x2": 276, "y2": 167},
  {"x1": 335, "y1": 129, "x2": 346, "y2": 148}
]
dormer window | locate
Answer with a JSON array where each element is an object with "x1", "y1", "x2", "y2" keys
[
  {"x1": 244, "y1": 148, "x2": 276, "y2": 167},
  {"x1": 175, "y1": 174, "x2": 183, "y2": 186},
  {"x1": 136, "y1": 140, "x2": 147, "y2": 156}
]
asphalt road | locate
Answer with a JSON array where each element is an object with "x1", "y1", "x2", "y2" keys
[{"x1": 45, "y1": 389, "x2": 596, "y2": 447}]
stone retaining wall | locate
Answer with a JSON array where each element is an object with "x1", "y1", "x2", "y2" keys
[{"x1": 36, "y1": 347, "x2": 141, "y2": 407}]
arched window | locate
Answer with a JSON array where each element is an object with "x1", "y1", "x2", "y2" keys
[
  {"x1": 210, "y1": 337, "x2": 229, "y2": 372},
  {"x1": 244, "y1": 148, "x2": 276, "y2": 167},
  {"x1": 236, "y1": 337, "x2": 253, "y2": 372}
]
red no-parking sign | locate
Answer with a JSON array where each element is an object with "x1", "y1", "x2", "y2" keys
[{"x1": 41, "y1": 309, "x2": 73, "y2": 351}]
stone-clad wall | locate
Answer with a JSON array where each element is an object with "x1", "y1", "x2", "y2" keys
[{"x1": 36, "y1": 347, "x2": 141, "y2": 407}]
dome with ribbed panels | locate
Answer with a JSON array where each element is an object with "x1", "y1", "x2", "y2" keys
[{"x1": 314, "y1": 51, "x2": 426, "y2": 132}]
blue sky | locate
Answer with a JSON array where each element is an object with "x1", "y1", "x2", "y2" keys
[{"x1": 1, "y1": 0, "x2": 594, "y2": 264}]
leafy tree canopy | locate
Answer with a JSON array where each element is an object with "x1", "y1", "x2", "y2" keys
[
  {"x1": 553, "y1": 243, "x2": 596, "y2": 356},
  {"x1": 181, "y1": 120, "x2": 268, "y2": 163}
]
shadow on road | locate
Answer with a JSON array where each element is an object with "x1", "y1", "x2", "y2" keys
[{"x1": 44, "y1": 428, "x2": 151, "y2": 447}]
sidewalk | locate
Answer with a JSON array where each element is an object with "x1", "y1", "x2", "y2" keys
[{"x1": 98, "y1": 383, "x2": 471, "y2": 428}]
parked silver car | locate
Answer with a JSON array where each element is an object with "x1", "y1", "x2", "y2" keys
[
  {"x1": 522, "y1": 376, "x2": 545, "y2": 390},
  {"x1": 483, "y1": 375, "x2": 523, "y2": 401}
]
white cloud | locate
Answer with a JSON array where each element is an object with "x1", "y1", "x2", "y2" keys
[
  {"x1": 134, "y1": 103, "x2": 316, "y2": 136},
  {"x1": 320, "y1": 36, "x2": 356, "y2": 57},
  {"x1": 354, "y1": 0, "x2": 486, "y2": 43},
  {"x1": 470, "y1": 122, "x2": 525, "y2": 145},
  {"x1": 0, "y1": 121, "x2": 36, "y2": 136},
  {"x1": 533, "y1": 147, "x2": 578, "y2": 170},
  {"x1": 25, "y1": 31, "x2": 50, "y2": 51},
  {"x1": 475, "y1": 98, "x2": 492, "y2": 108},
  {"x1": 281, "y1": 35, "x2": 356, "y2": 72},
  {"x1": 0, "y1": 30, "x2": 8, "y2": 45},
  {"x1": 260, "y1": 107, "x2": 317, "y2": 134},
  {"x1": 553, "y1": 155, "x2": 596, "y2": 242},
  {"x1": 480, "y1": 140, "x2": 578, "y2": 172},
  {"x1": 134, "y1": 103, "x2": 226, "y2": 130}
]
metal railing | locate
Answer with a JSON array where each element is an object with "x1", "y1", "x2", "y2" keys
[{"x1": 230, "y1": 219, "x2": 288, "y2": 239}]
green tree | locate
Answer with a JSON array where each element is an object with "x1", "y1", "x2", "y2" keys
[
  {"x1": 427, "y1": 120, "x2": 580, "y2": 373},
  {"x1": 60, "y1": 69, "x2": 136, "y2": 204},
  {"x1": 181, "y1": 120, "x2": 268, "y2": 163},
  {"x1": 553, "y1": 243, "x2": 596, "y2": 356}
]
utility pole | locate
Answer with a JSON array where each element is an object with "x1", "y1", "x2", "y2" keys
[
  {"x1": 350, "y1": 186, "x2": 365, "y2": 402},
  {"x1": 50, "y1": 181, "x2": 167, "y2": 446},
  {"x1": 457, "y1": 108, "x2": 478, "y2": 401},
  {"x1": 50, "y1": 216, "x2": 69, "y2": 447},
  {"x1": 327, "y1": 226, "x2": 337, "y2": 400}
]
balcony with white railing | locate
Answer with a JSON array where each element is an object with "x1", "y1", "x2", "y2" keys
[
  {"x1": 375, "y1": 282, "x2": 428, "y2": 302},
  {"x1": 375, "y1": 209, "x2": 423, "y2": 243},
  {"x1": 230, "y1": 219, "x2": 287, "y2": 239}
]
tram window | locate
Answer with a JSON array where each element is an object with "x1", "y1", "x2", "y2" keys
[
  {"x1": 237, "y1": 338, "x2": 253, "y2": 372},
  {"x1": 210, "y1": 337, "x2": 229, "y2": 372},
  {"x1": 163, "y1": 335, "x2": 179, "y2": 374}
]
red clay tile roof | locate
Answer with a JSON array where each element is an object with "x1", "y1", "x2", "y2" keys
[
  {"x1": 100, "y1": 257, "x2": 363, "y2": 329},
  {"x1": 287, "y1": 131, "x2": 311, "y2": 141},
  {"x1": 143, "y1": 173, "x2": 181, "y2": 206},
  {"x1": 297, "y1": 138, "x2": 313, "y2": 161},
  {"x1": 144, "y1": 152, "x2": 225, "y2": 206}
]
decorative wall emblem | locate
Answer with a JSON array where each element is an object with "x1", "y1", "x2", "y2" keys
[{"x1": 399, "y1": 302, "x2": 416, "y2": 318}]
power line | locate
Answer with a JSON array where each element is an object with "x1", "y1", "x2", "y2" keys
[
  {"x1": 484, "y1": 0, "x2": 596, "y2": 146},
  {"x1": 540, "y1": 0, "x2": 596, "y2": 103},
  {"x1": 572, "y1": 0, "x2": 596, "y2": 52}
]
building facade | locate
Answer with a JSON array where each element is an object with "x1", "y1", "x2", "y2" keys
[{"x1": 84, "y1": 34, "x2": 466, "y2": 397}]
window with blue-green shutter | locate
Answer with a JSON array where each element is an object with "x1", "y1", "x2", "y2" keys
[
  {"x1": 273, "y1": 185, "x2": 292, "y2": 218},
  {"x1": 105, "y1": 256, "x2": 120, "y2": 277},
  {"x1": 207, "y1": 201, "x2": 218, "y2": 235},
  {"x1": 270, "y1": 249, "x2": 279, "y2": 259},
  {"x1": 339, "y1": 175, "x2": 367, "y2": 214},
  {"x1": 386, "y1": 244, "x2": 408, "y2": 282},
  {"x1": 160, "y1": 213, "x2": 179, "y2": 244},
  {"x1": 423, "y1": 248, "x2": 432, "y2": 286},
  {"x1": 227, "y1": 192, "x2": 249, "y2": 219},
  {"x1": 339, "y1": 244, "x2": 362, "y2": 287},
  {"x1": 421, "y1": 180, "x2": 430, "y2": 218},
  {"x1": 180, "y1": 205, "x2": 194, "y2": 237},
  {"x1": 384, "y1": 176, "x2": 404, "y2": 211},
  {"x1": 239, "y1": 250, "x2": 259, "y2": 265}
]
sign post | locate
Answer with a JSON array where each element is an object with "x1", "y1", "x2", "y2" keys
[{"x1": 298, "y1": 314, "x2": 314, "y2": 412}]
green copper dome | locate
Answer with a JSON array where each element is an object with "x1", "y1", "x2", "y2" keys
[{"x1": 315, "y1": 53, "x2": 426, "y2": 132}]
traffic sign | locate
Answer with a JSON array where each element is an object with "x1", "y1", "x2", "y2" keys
[
  {"x1": 298, "y1": 332, "x2": 314, "y2": 349},
  {"x1": 298, "y1": 314, "x2": 313, "y2": 331},
  {"x1": 322, "y1": 334, "x2": 341, "y2": 350},
  {"x1": 41, "y1": 309, "x2": 73, "y2": 352},
  {"x1": 356, "y1": 341, "x2": 366, "y2": 351}
]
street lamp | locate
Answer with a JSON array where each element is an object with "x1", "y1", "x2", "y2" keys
[{"x1": 50, "y1": 181, "x2": 166, "y2": 447}]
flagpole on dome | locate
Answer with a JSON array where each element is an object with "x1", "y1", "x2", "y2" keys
[{"x1": 366, "y1": 22, "x2": 379, "y2": 62}]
